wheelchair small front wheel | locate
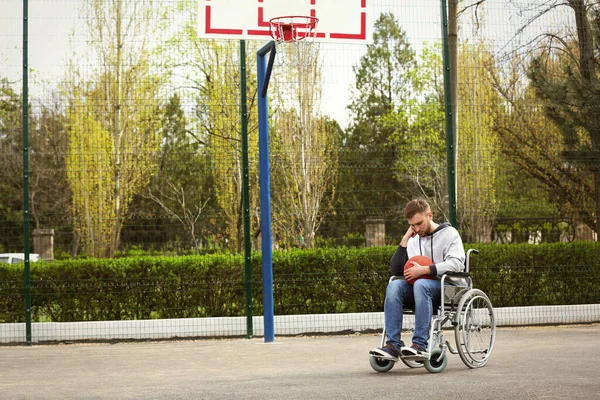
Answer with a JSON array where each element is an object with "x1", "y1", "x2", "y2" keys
[
  {"x1": 369, "y1": 355, "x2": 395, "y2": 373},
  {"x1": 424, "y1": 348, "x2": 448, "y2": 373}
]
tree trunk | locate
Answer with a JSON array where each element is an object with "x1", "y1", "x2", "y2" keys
[
  {"x1": 237, "y1": 190, "x2": 244, "y2": 253},
  {"x1": 571, "y1": 0, "x2": 594, "y2": 84},
  {"x1": 596, "y1": 170, "x2": 600, "y2": 240},
  {"x1": 111, "y1": 0, "x2": 124, "y2": 258},
  {"x1": 570, "y1": 0, "x2": 599, "y2": 240}
]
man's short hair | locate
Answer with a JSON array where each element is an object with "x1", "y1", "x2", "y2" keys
[{"x1": 404, "y1": 199, "x2": 431, "y2": 219}]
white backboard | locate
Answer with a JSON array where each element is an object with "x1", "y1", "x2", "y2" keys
[{"x1": 199, "y1": 0, "x2": 373, "y2": 43}]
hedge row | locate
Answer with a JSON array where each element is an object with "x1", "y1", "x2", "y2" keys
[{"x1": 0, "y1": 243, "x2": 598, "y2": 322}]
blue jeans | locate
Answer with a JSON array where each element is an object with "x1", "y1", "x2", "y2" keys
[{"x1": 384, "y1": 278, "x2": 441, "y2": 349}]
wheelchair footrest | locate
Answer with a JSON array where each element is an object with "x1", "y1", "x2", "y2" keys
[{"x1": 401, "y1": 354, "x2": 428, "y2": 361}]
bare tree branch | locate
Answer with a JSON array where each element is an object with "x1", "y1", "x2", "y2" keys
[{"x1": 143, "y1": 181, "x2": 210, "y2": 252}]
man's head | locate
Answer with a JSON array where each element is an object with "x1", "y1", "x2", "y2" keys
[{"x1": 404, "y1": 199, "x2": 433, "y2": 237}]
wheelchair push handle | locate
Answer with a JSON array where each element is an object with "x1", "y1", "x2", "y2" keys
[{"x1": 465, "y1": 248, "x2": 479, "y2": 274}]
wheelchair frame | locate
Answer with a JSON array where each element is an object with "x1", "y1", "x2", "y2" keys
[{"x1": 369, "y1": 249, "x2": 496, "y2": 373}]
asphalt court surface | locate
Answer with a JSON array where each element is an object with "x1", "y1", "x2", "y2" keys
[{"x1": 1, "y1": 324, "x2": 599, "y2": 399}]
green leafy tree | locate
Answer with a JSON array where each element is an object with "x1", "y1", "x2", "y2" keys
[
  {"x1": 384, "y1": 43, "x2": 447, "y2": 220},
  {"x1": 64, "y1": 0, "x2": 164, "y2": 257},
  {"x1": 348, "y1": 13, "x2": 416, "y2": 125},
  {"x1": 336, "y1": 12, "x2": 417, "y2": 239},
  {"x1": 456, "y1": 42, "x2": 501, "y2": 243}
]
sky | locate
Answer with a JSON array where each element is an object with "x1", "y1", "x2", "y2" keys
[
  {"x1": 0, "y1": 0, "x2": 573, "y2": 129},
  {"x1": 0, "y1": 0, "x2": 443, "y2": 129},
  {"x1": 0, "y1": 1, "x2": 80, "y2": 85}
]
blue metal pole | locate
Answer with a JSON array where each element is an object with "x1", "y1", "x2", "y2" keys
[{"x1": 257, "y1": 41, "x2": 276, "y2": 343}]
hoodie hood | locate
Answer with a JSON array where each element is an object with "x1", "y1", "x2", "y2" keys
[{"x1": 426, "y1": 222, "x2": 452, "y2": 236}]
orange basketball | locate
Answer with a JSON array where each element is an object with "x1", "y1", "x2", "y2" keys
[{"x1": 404, "y1": 255, "x2": 435, "y2": 285}]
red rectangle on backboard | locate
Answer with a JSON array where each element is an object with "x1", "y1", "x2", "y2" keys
[
  {"x1": 198, "y1": 0, "x2": 373, "y2": 43},
  {"x1": 329, "y1": 12, "x2": 366, "y2": 40},
  {"x1": 205, "y1": 5, "x2": 243, "y2": 35}
]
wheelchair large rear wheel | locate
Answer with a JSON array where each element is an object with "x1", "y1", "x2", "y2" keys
[{"x1": 454, "y1": 289, "x2": 496, "y2": 368}]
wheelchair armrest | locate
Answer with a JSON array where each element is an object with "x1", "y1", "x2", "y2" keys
[{"x1": 444, "y1": 272, "x2": 471, "y2": 278}]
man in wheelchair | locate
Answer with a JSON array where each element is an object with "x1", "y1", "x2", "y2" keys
[{"x1": 370, "y1": 199, "x2": 466, "y2": 361}]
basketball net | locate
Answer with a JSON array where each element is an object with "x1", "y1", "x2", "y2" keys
[{"x1": 269, "y1": 16, "x2": 320, "y2": 69}]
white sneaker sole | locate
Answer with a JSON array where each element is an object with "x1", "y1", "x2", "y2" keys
[
  {"x1": 400, "y1": 348, "x2": 428, "y2": 358},
  {"x1": 369, "y1": 349, "x2": 398, "y2": 361}
]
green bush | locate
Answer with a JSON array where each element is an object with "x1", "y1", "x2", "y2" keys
[
  {"x1": 0, "y1": 242, "x2": 598, "y2": 323},
  {"x1": 468, "y1": 242, "x2": 600, "y2": 307}
]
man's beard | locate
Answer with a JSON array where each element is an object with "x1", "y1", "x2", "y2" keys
[{"x1": 419, "y1": 220, "x2": 432, "y2": 236}]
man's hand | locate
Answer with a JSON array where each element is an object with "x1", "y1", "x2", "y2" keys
[
  {"x1": 404, "y1": 261, "x2": 429, "y2": 282},
  {"x1": 400, "y1": 226, "x2": 417, "y2": 247}
]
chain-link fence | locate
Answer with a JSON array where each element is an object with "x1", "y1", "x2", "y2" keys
[{"x1": 1, "y1": 0, "x2": 599, "y2": 343}]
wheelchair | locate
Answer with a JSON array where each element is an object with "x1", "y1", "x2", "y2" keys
[{"x1": 369, "y1": 249, "x2": 496, "y2": 373}]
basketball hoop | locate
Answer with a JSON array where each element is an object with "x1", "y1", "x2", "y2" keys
[
  {"x1": 269, "y1": 16, "x2": 319, "y2": 43},
  {"x1": 269, "y1": 16, "x2": 320, "y2": 70}
]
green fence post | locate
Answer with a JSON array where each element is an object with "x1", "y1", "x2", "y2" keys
[
  {"x1": 22, "y1": 0, "x2": 32, "y2": 346},
  {"x1": 440, "y1": 0, "x2": 457, "y2": 227},
  {"x1": 240, "y1": 40, "x2": 253, "y2": 338}
]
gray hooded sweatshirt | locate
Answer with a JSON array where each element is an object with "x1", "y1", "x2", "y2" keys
[{"x1": 390, "y1": 222, "x2": 466, "y2": 278}]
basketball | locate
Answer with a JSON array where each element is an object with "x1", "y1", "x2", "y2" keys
[{"x1": 404, "y1": 255, "x2": 435, "y2": 285}]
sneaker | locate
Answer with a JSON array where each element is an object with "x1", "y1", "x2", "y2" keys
[
  {"x1": 370, "y1": 343, "x2": 401, "y2": 361},
  {"x1": 401, "y1": 343, "x2": 427, "y2": 357}
]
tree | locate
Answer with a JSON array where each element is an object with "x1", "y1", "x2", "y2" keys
[
  {"x1": 527, "y1": 0, "x2": 600, "y2": 237},
  {"x1": 269, "y1": 44, "x2": 338, "y2": 248},
  {"x1": 199, "y1": 41, "x2": 260, "y2": 252},
  {"x1": 162, "y1": 1, "x2": 263, "y2": 252},
  {"x1": 0, "y1": 78, "x2": 26, "y2": 251},
  {"x1": 336, "y1": 12, "x2": 417, "y2": 239},
  {"x1": 64, "y1": 0, "x2": 164, "y2": 257},
  {"x1": 456, "y1": 42, "x2": 501, "y2": 243},
  {"x1": 348, "y1": 13, "x2": 416, "y2": 125},
  {"x1": 142, "y1": 94, "x2": 213, "y2": 252},
  {"x1": 384, "y1": 44, "x2": 448, "y2": 220},
  {"x1": 490, "y1": 52, "x2": 595, "y2": 232},
  {"x1": 0, "y1": 80, "x2": 73, "y2": 253},
  {"x1": 31, "y1": 99, "x2": 72, "y2": 234}
]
